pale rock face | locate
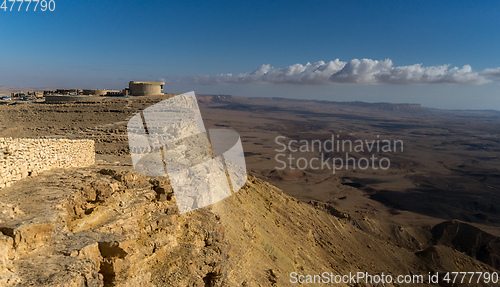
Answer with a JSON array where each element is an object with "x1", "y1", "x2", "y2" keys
[
  {"x1": 5, "y1": 220, "x2": 54, "y2": 254},
  {"x1": 0, "y1": 165, "x2": 233, "y2": 286},
  {"x1": 0, "y1": 233, "x2": 14, "y2": 271}
]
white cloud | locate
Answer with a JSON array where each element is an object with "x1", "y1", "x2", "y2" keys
[
  {"x1": 193, "y1": 58, "x2": 491, "y2": 85},
  {"x1": 481, "y1": 68, "x2": 500, "y2": 80}
]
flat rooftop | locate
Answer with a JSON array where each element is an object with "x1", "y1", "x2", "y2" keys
[{"x1": 129, "y1": 81, "x2": 165, "y2": 85}]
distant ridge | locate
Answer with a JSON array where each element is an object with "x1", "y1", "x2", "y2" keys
[
  {"x1": 316, "y1": 100, "x2": 424, "y2": 113},
  {"x1": 197, "y1": 94, "x2": 424, "y2": 113}
]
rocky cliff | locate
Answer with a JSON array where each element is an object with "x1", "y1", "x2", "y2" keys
[{"x1": 0, "y1": 163, "x2": 496, "y2": 286}]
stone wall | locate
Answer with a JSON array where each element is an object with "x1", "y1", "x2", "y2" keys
[
  {"x1": 0, "y1": 138, "x2": 95, "y2": 188},
  {"x1": 44, "y1": 95, "x2": 104, "y2": 103}
]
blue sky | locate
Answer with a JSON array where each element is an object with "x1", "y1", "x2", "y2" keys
[{"x1": 1, "y1": 0, "x2": 500, "y2": 109}]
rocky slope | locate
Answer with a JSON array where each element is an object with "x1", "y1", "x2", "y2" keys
[{"x1": 0, "y1": 161, "x2": 497, "y2": 286}]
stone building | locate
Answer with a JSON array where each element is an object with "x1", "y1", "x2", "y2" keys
[{"x1": 128, "y1": 81, "x2": 164, "y2": 96}]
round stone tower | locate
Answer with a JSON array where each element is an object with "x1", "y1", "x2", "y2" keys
[{"x1": 128, "y1": 81, "x2": 165, "y2": 96}]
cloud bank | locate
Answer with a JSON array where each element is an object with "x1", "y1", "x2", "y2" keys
[
  {"x1": 481, "y1": 68, "x2": 500, "y2": 80},
  {"x1": 193, "y1": 58, "x2": 498, "y2": 85}
]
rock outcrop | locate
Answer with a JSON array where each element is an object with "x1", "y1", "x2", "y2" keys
[{"x1": 0, "y1": 164, "x2": 497, "y2": 286}]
